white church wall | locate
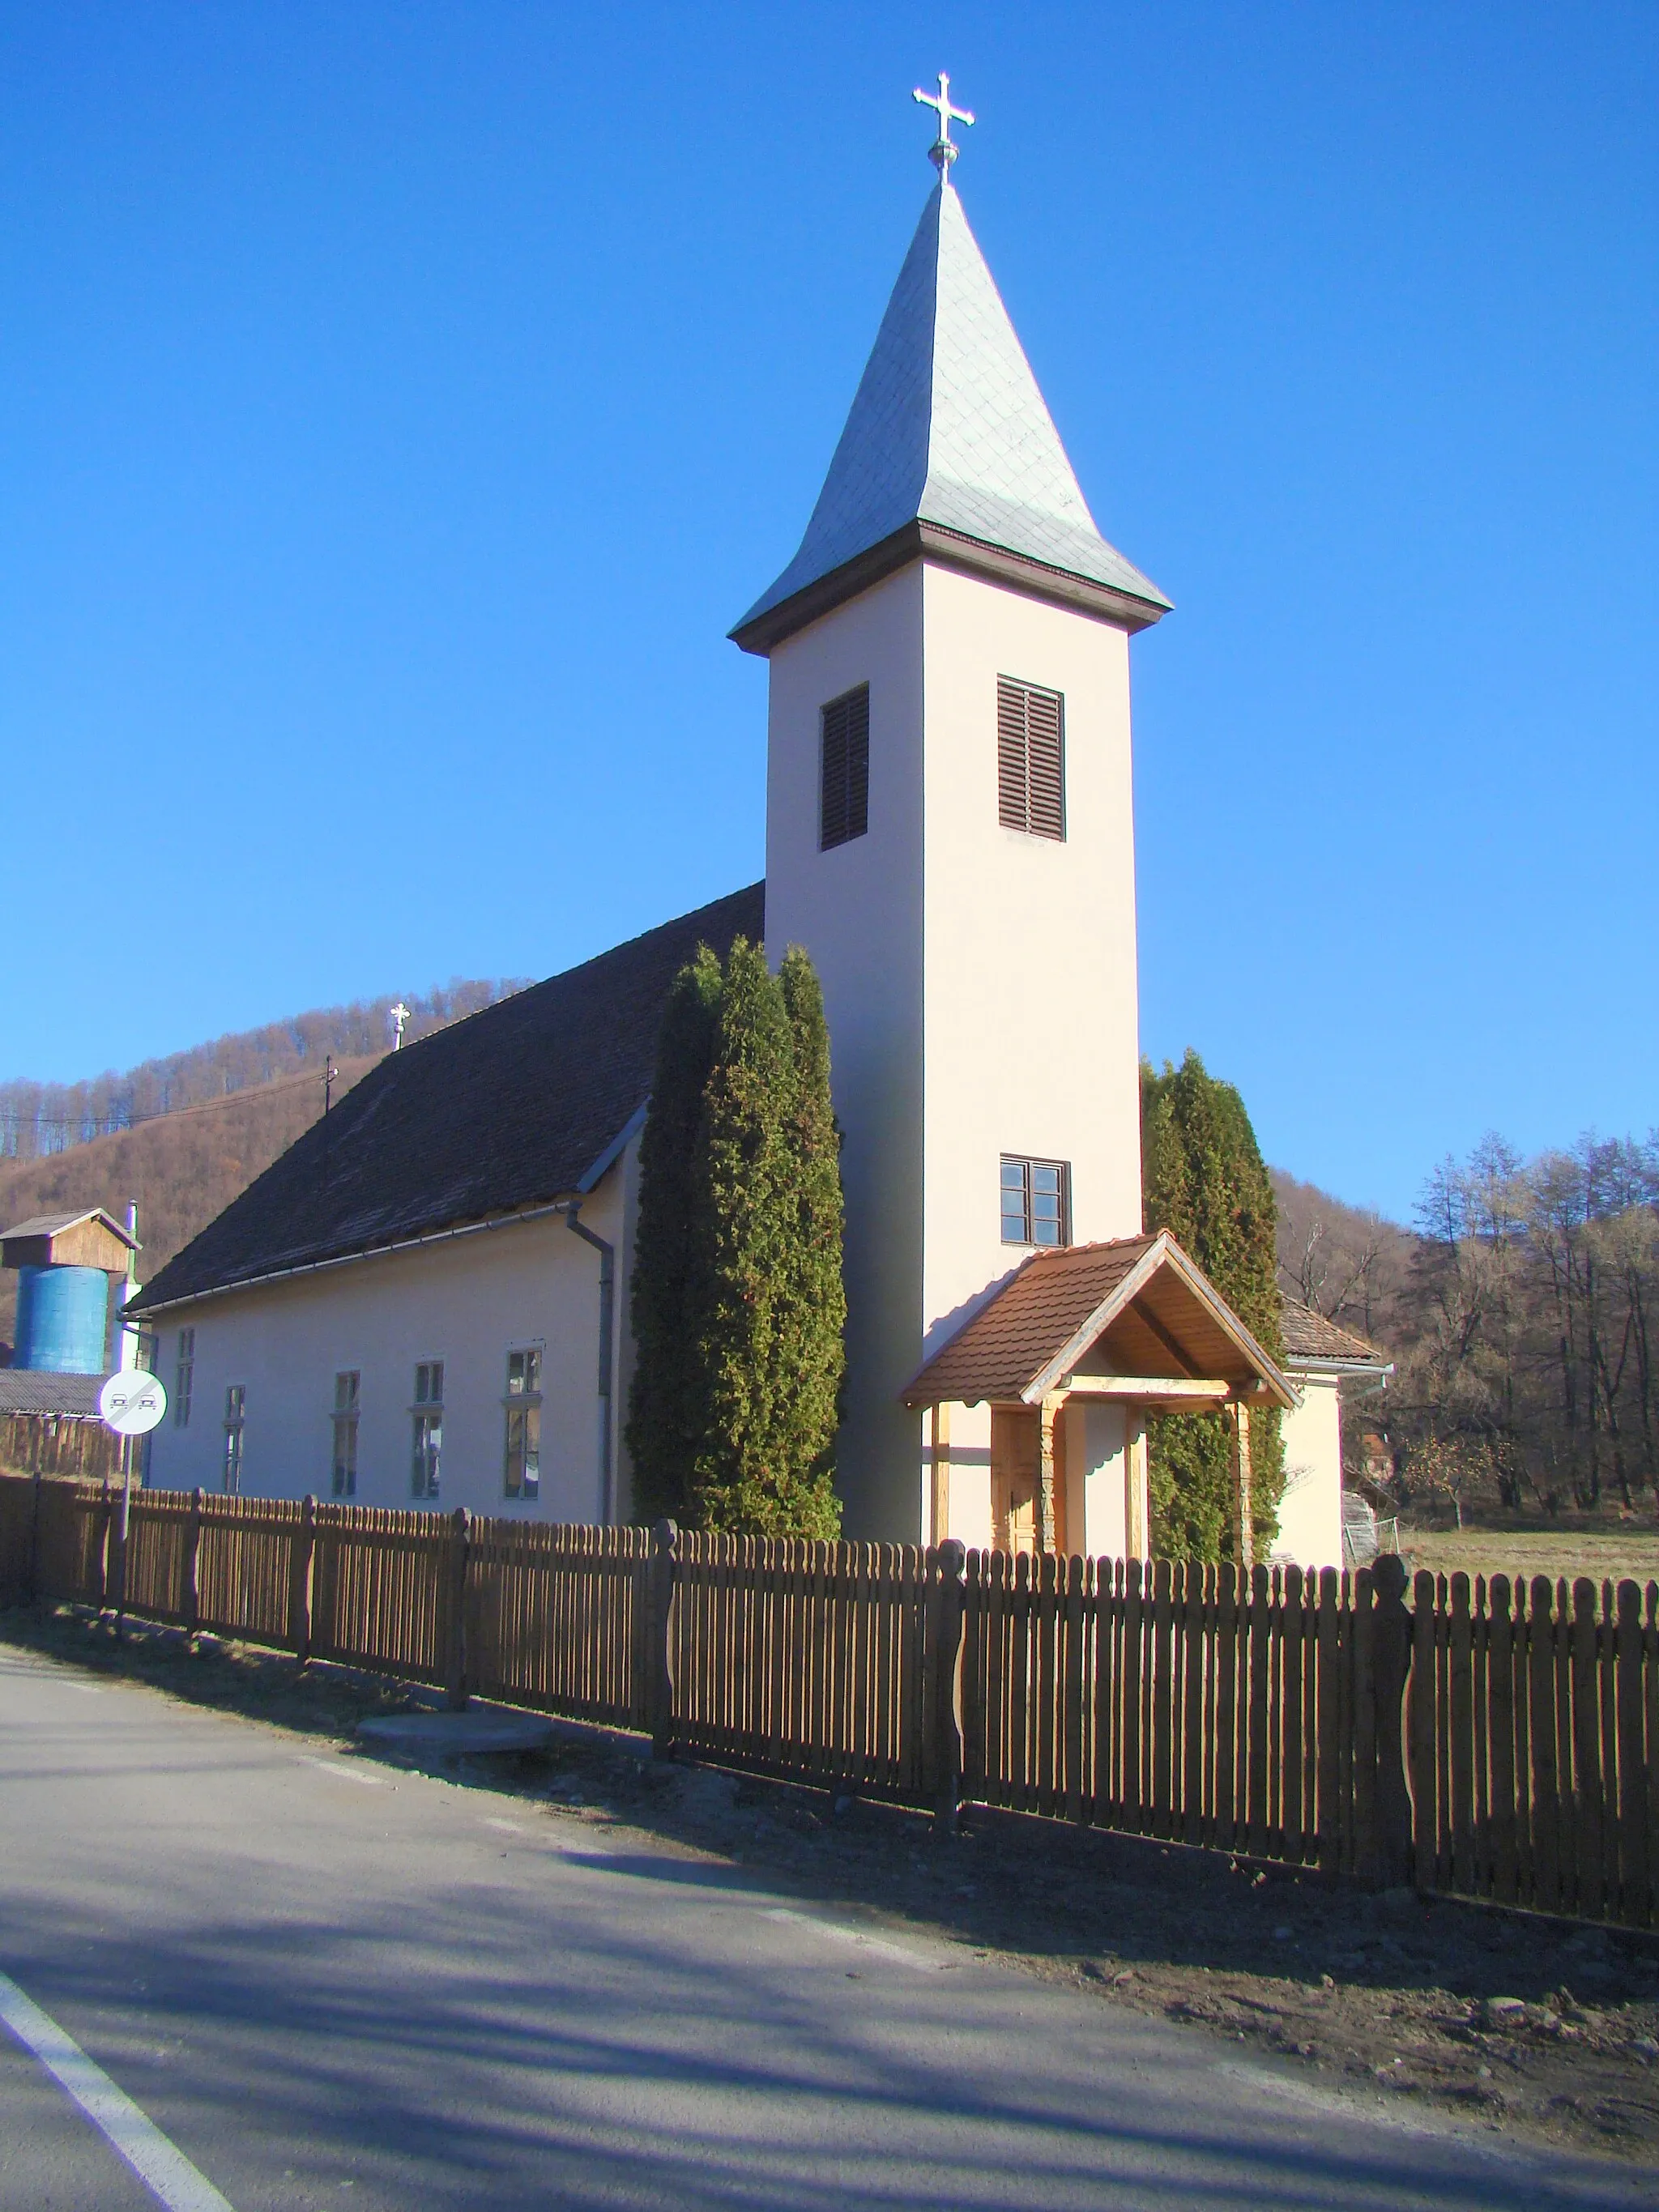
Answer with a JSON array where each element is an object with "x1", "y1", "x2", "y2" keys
[
  {"x1": 1274, "y1": 1371, "x2": 1344, "y2": 1569},
  {"x1": 920, "y1": 566, "x2": 1144, "y2": 1372},
  {"x1": 143, "y1": 1175, "x2": 625, "y2": 1524},
  {"x1": 765, "y1": 565, "x2": 928, "y2": 1542}
]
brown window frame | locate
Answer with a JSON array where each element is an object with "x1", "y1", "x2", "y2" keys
[{"x1": 1000, "y1": 1155, "x2": 1072, "y2": 1247}]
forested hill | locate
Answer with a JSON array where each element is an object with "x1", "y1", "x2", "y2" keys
[
  {"x1": 0, "y1": 974, "x2": 528, "y2": 1355},
  {"x1": 0, "y1": 1056, "x2": 381, "y2": 1357},
  {"x1": 1, "y1": 977, "x2": 528, "y2": 1164}
]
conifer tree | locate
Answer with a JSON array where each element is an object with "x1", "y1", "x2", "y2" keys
[
  {"x1": 625, "y1": 945, "x2": 723, "y2": 1524},
  {"x1": 774, "y1": 946, "x2": 847, "y2": 1507},
  {"x1": 691, "y1": 940, "x2": 842, "y2": 1536},
  {"x1": 1141, "y1": 1050, "x2": 1286, "y2": 1560},
  {"x1": 626, "y1": 937, "x2": 844, "y2": 1537}
]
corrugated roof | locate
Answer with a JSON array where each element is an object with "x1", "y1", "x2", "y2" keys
[
  {"x1": 902, "y1": 1233, "x2": 1297, "y2": 1410},
  {"x1": 132, "y1": 884, "x2": 766, "y2": 1314},
  {"x1": 733, "y1": 182, "x2": 1169, "y2": 641},
  {"x1": 0, "y1": 1370, "x2": 108, "y2": 1417},
  {"x1": 1279, "y1": 1295, "x2": 1390, "y2": 1370}
]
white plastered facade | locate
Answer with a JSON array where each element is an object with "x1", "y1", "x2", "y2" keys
[
  {"x1": 763, "y1": 560, "x2": 1143, "y2": 1543},
  {"x1": 143, "y1": 1152, "x2": 634, "y2": 1524},
  {"x1": 1273, "y1": 1368, "x2": 1344, "y2": 1570}
]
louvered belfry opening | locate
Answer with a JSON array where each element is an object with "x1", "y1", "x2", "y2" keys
[
  {"x1": 997, "y1": 676, "x2": 1066, "y2": 840},
  {"x1": 819, "y1": 683, "x2": 870, "y2": 852}
]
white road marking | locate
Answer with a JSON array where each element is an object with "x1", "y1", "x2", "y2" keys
[
  {"x1": 296, "y1": 1758, "x2": 385, "y2": 1787},
  {"x1": 483, "y1": 1818, "x2": 528, "y2": 1835},
  {"x1": 0, "y1": 1965, "x2": 236, "y2": 2212},
  {"x1": 761, "y1": 1906, "x2": 940, "y2": 1971},
  {"x1": 59, "y1": 1681, "x2": 104, "y2": 1694}
]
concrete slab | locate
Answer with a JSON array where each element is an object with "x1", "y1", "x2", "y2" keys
[{"x1": 356, "y1": 1704, "x2": 554, "y2": 1755}]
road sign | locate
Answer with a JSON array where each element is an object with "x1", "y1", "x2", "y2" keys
[{"x1": 99, "y1": 1370, "x2": 167, "y2": 1437}]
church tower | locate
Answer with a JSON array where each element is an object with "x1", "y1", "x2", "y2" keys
[{"x1": 731, "y1": 96, "x2": 1170, "y2": 1541}]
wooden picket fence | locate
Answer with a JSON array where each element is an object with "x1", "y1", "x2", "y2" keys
[
  {"x1": 2, "y1": 1472, "x2": 1656, "y2": 1929},
  {"x1": 0, "y1": 1412, "x2": 122, "y2": 1482}
]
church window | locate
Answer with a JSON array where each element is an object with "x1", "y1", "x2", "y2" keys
[
  {"x1": 997, "y1": 677, "x2": 1065, "y2": 840},
  {"x1": 1000, "y1": 1156, "x2": 1070, "y2": 1247},
  {"x1": 331, "y1": 1370, "x2": 360, "y2": 1498},
  {"x1": 222, "y1": 1383, "x2": 245, "y2": 1494},
  {"x1": 411, "y1": 1361, "x2": 443, "y2": 1501},
  {"x1": 820, "y1": 684, "x2": 870, "y2": 850},
  {"x1": 175, "y1": 1328, "x2": 194, "y2": 1428},
  {"x1": 503, "y1": 1346, "x2": 542, "y2": 1502}
]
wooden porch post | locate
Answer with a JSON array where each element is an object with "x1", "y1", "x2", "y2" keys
[
  {"x1": 1230, "y1": 1403, "x2": 1254, "y2": 1571},
  {"x1": 1125, "y1": 1409, "x2": 1149, "y2": 1560},
  {"x1": 1037, "y1": 1392, "x2": 1064, "y2": 1554},
  {"x1": 929, "y1": 1403, "x2": 951, "y2": 1546}
]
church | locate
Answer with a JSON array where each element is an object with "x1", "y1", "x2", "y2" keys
[{"x1": 134, "y1": 88, "x2": 1385, "y2": 1563}]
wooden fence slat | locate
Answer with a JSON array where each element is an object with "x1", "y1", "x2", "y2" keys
[
  {"x1": 1614, "y1": 1580, "x2": 1648, "y2": 1927},
  {"x1": 1449, "y1": 1572, "x2": 1475, "y2": 1897}
]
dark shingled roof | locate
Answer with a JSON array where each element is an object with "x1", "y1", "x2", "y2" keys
[
  {"x1": 0, "y1": 1370, "x2": 108, "y2": 1417},
  {"x1": 1278, "y1": 1295, "x2": 1389, "y2": 1369},
  {"x1": 133, "y1": 884, "x2": 766, "y2": 1314}
]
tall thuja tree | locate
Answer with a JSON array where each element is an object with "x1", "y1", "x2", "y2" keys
[
  {"x1": 774, "y1": 947, "x2": 847, "y2": 1505},
  {"x1": 1141, "y1": 1050, "x2": 1286, "y2": 1560},
  {"x1": 691, "y1": 940, "x2": 842, "y2": 1536},
  {"x1": 625, "y1": 946, "x2": 723, "y2": 1524},
  {"x1": 627, "y1": 937, "x2": 844, "y2": 1536}
]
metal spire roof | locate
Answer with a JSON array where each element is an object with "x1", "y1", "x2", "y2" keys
[{"x1": 732, "y1": 181, "x2": 1169, "y2": 648}]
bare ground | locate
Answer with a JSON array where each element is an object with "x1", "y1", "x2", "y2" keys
[{"x1": 6, "y1": 1602, "x2": 1658, "y2": 2171}]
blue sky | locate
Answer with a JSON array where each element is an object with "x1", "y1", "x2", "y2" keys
[{"x1": 2, "y1": 3, "x2": 1654, "y2": 1221}]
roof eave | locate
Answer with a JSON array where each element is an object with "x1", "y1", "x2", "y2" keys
[
  {"x1": 730, "y1": 520, "x2": 1171, "y2": 658},
  {"x1": 1284, "y1": 1354, "x2": 1396, "y2": 1379}
]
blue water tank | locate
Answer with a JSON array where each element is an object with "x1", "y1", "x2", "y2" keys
[{"x1": 15, "y1": 1264, "x2": 110, "y2": 1374}]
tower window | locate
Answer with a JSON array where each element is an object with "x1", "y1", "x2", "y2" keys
[
  {"x1": 997, "y1": 676, "x2": 1065, "y2": 840},
  {"x1": 1001, "y1": 1156, "x2": 1070, "y2": 1247},
  {"x1": 820, "y1": 684, "x2": 870, "y2": 850}
]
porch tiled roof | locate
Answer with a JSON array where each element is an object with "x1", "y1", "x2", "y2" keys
[
  {"x1": 902, "y1": 1232, "x2": 1297, "y2": 1411},
  {"x1": 903, "y1": 1238, "x2": 1158, "y2": 1408}
]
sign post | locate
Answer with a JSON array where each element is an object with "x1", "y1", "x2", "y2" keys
[{"x1": 99, "y1": 1371, "x2": 167, "y2": 1632}]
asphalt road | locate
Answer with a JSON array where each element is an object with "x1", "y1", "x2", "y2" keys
[{"x1": 1, "y1": 1641, "x2": 1653, "y2": 2211}]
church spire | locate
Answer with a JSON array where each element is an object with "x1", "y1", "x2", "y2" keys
[{"x1": 731, "y1": 165, "x2": 1170, "y2": 654}]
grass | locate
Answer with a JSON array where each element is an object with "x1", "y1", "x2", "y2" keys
[{"x1": 1401, "y1": 1524, "x2": 1659, "y2": 1592}]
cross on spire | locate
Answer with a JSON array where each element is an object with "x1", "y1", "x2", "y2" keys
[
  {"x1": 912, "y1": 71, "x2": 975, "y2": 181},
  {"x1": 390, "y1": 1000, "x2": 412, "y2": 1050}
]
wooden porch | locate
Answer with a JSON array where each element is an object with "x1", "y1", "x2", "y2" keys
[{"x1": 903, "y1": 1231, "x2": 1297, "y2": 1567}]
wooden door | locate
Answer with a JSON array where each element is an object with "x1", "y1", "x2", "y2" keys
[{"x1": 991, "y1": 1409, "x2": 1039, "y2": 1555}]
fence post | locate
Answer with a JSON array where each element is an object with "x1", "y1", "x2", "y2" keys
[
  {"x1": 290, "y1": 1494, "x2": 316, "y2": 1662},
  {"x1": 1371, "y1": 1554, "x2": 1413, "y2": 1887},
  {"x1": 184, "y1": 1490, "x2": 204, "y2": 1637},
  {"x1": 28, "y1": 1470, "x2": 43, "y2": 1606},
  {"x1": 647, "y1": 1519, "x2": 678, "y2": 1759},
  {"x1": 94, "y1": 1480, "x2": 112, "y2": 1613},
  {"x1": 926, "y1": 1538, "x2": 968, "y2": 1831},
  {"x1": 444, "y1": 1507, "x2": 471, "y2": 1711}
]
